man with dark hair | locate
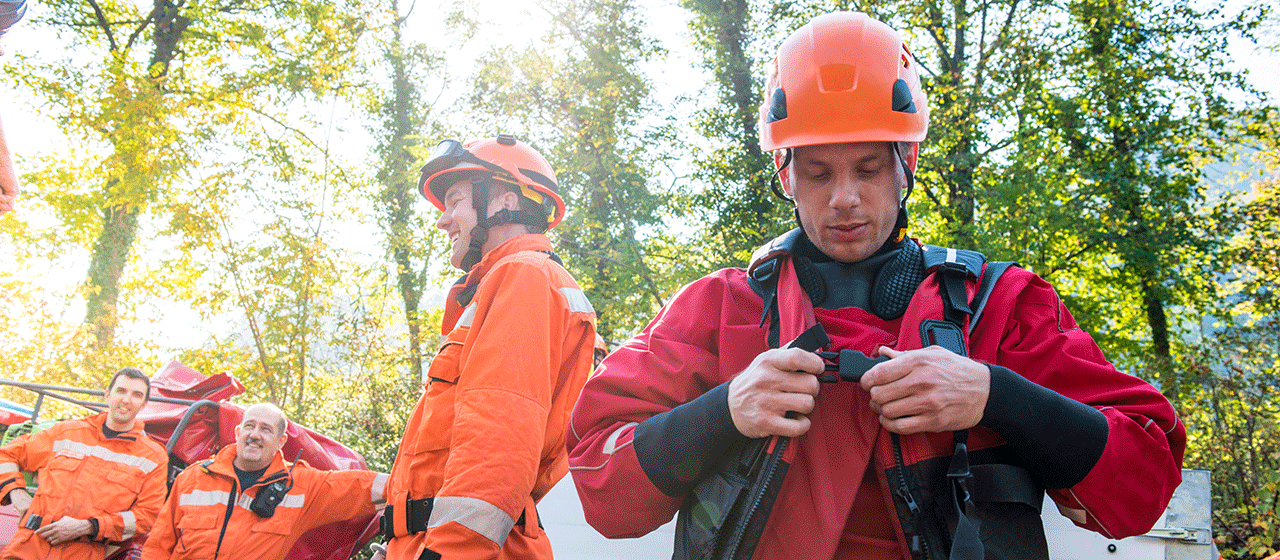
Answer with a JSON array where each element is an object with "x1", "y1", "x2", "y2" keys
[
  {"x1": 107, "y1": 367, "x2": 150, "y2": 401},
  {"x1": 568, "y1": 12, "x2": 1184, "y2": 560},
  {"x1": 0, "y1": 367, "x2": 168, "y2": 560}
]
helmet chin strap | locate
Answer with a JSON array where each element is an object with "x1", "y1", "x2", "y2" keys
[
  {"x1": 459, "y1": 176, "x2": 548, "y2": 272},
  {"x1": 460, "y1": 177, "x2": 492, "y2": 272},
  {"x1": 892, "y1": 142, "x2": 916, "y2": 243}
]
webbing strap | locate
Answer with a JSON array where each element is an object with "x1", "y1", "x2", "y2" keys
[
  {"x1": 947, "y1": 431, "x2": 983, "y2": 560},
  {"x1": 213, "y1": 479, "x2": 237, "y2": 560},
  {"x1": 381, "y1": 496, "x2": 531, "y2": 544},
  {"x1": 971, "y1": 262, "x2": 1015, "y2": 328}
]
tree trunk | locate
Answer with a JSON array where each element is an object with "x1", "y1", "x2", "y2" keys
[
  {"x1": 1142, "y1": 279, "x2": 1171, "y2": 361},
  {"x1": 81, "y1": 0, "x2": 189, "y2": 347},
  {"x1": 84, "y1": 202, "x2": 139, "y2": 348},
  {"x1": 684, "y1": 0, "x2": 774, "y2": 251},
  {"x1": 924, "y1": 0, "x2": 978, "y2": 247},
  {"x1": 382, "y1": 0, "x2": 425, "y2": 382}
]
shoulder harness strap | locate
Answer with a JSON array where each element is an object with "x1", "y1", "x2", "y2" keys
[
  {"x1": 918, "y1": 245, "x2": 985, "y2": 356},
  {"x1": 918, "y1": 247, "x2": 1022, "y2": 560},
  {"x1": 747, "y1": 229, "x2": 805, "y2": 349}
]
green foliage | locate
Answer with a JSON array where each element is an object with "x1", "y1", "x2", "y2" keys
[
  {"x1": 467, "y1": 0, "x2": 681, "y2": 338},
  {"x1": 679, "y1": 0, "x2": 791, "y2": 265},
  {"x1": 1, "y1": 0, "x2": 1279, "y2": 555},
  {"x1": 361, "y1": 0, "x2": 458, "y2": 384},
  {"x1": 1175, "y1": 319, "x2": 1280, "y2": 558}
]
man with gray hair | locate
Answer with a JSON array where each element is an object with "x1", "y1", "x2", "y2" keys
[{"x1": 142, "y1": 403, "x2": 388, "y2": 560}]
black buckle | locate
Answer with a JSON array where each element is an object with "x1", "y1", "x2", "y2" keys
[
  {"x1": 938, "y1": 260, "x2": 968, "y2": 277},
  {"x1": 379, "y1": 505, "x2": 394, "y2": 541},
  {"x1": 816, "y1": 349, "x2": 889, "y2": 383},
  {"x1": 407, "y1": 498, "x2": 433, "y2": 534},
  {"x1": 380, "y1": 498, "x2": 435, "y2": 541}
]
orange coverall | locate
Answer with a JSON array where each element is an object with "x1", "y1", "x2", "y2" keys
[
  {"x1": 383, "y1": 234, "x2": 596, "y2": 560},
  {"x1": 140, "y1": 445, "x2": 381, "y2": 560},
  {"x1": 0, "y1": 412, "x2": 168, "y2": 560}
]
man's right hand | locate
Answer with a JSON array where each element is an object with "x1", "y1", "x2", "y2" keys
[
  {"x1": 9, "y1": 488, "x2": 30, "y2": 517},
  {"x1": 0, "y1": 113, "x2": 20, "y2": 216},
  {"x1": 728, "y1": 348, "x2": 823, "y2": 439}
]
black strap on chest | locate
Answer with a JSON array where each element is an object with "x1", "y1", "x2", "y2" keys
[
  {"x1": 749, "y1": 239, "x2": 1011, "y2": 353},
  {"x1": 214, "y1": 477, "x2": 237, "y2": 560},
  {"x1": 918, "y1": 245, "x2": 983, "y2": 356}
]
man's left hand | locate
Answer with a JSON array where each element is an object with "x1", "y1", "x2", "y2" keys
[
  {"x1": 35, "y1": 517, "x2": 94, "y2": 546},
  {"x1": 860, "y1": 346, "x2": 990, "y2": 434}
]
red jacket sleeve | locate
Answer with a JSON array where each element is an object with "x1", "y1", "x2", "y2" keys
[
  {"x1": 983, "y1": 270, "x2": 1186, "y2": 539},
  {"x1": 567, "y1": 270, "x2": 763, "y2": 538}
]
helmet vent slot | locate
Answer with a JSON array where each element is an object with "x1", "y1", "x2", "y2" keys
[
  {"x1": 767, "y1": 88, "x2": 788, "y2": 122},
  {"x1": 892, "y1": 79, "x2": 918, "y2": 113}
]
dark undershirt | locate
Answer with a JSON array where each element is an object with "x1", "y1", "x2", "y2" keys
[
  {"x1": 809, "y1": 244, "x2": 902, "y2": 310},
  {"x1": 101, "y1": 424, "x2": 124, "y2": 439},
  {"x1": 235, "y1": 466, "x2": 268, "y2": 491}
]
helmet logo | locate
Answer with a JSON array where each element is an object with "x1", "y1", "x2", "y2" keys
[{"x1": 818, "y1": 64, "x2": 857, "y2": 92}]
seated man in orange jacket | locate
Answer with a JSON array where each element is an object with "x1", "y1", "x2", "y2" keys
[
  {"x1": 141, "y1": 403, "x2": 388, "y2": 560},
  {"x1": 0, "y1": 367, "x2": 168, "y2": 560}
]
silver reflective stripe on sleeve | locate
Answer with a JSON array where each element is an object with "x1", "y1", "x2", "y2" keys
[
  {"x1": 120, "y1": 511, "x2": 136, "y2": 540},
  {"x1": 428, "y1": 496, "x2": 516, "y2": 547},
  {"x1": 0, "y1": 463, "x2": 17, "y2": 474},
  {"x1": 603, "y1": 422, "x2": 638, "y2": 454},
  {"x1": 372, "y1": 473, "x2": 388, "y2": 506},
  {"x1": 560, "y1": 287, "x2": 594, "y2": 314}
]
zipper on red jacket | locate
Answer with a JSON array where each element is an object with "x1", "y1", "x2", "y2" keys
[
  {"x1": 891, "y1": 433, "x2": 929, "y2": 558},
  {"x1": 722, "y1": 435, "x2": 790, "y2": 560}
]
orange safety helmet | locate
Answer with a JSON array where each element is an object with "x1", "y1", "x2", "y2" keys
[
  {"x1": 419, "y1": 135, "x2": 566, "y2": 230},
  {"x1": 758, "y1": 12, "x2": 929, "y2": 160}
]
